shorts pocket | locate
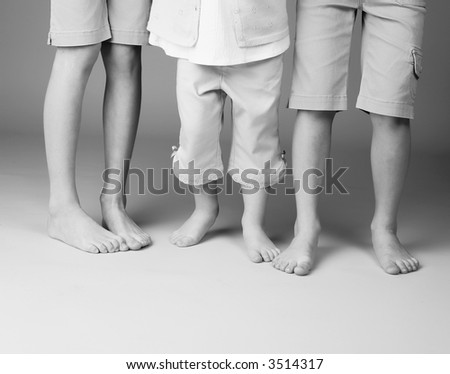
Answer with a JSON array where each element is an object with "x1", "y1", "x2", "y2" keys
[{"x1": 410, "y1": 48, "x2": 423, "y2": 100}]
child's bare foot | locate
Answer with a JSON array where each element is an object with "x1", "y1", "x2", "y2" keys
[
  {"x1": 242, "y1": 222, "x2": 280, "y2": 263},
  {"x1": 273, "y1": 223, "x2": 320, "y2": 275},
  {"x1": 48, "y1": 205, "x2": 126, "y2": 254},
  {"x1": 372, "y1": 228, "x2": 419, "y2": 275},
  {"x1": 100, "y1": 195, "x2": 151, "y2": 251},
  {"x1": 170, "y1": 206, "x2": 219, "y2": 247}
]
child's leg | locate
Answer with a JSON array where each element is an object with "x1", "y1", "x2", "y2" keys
[
  {"x1": 170, "y1": 184, "x2": 219, "y2": 247},
  {"x1": 273, "y1": 110, "x2": 334, "y2": 274},
  {"x1": 357, "y1": 2, "x2": 425, "y2": 274},
  {"x1": 99, "y1": 43, "x2": 151, "y2": 250},
  {"x1": 241, "y1": 188, "x2": 280, "y2": 263},
  {"x1": 370, "y1": 113, "x2": 418, "y2": 274},
  {"x1": 45, "y1": 45, "x2": 126, "y2": 253},
  {"x1": 169, "y1": 60, "x2": 225, "y2": 247}
]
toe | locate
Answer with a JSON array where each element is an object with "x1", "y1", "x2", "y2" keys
[
  {"x1": 127, "y1": 237, "x2": 143, "y2": 250},
  {"x1": 248, "y1": 250, "x2": 263, "y2": 263},
  {"x1": 408, "y1": 258, "x2": 417, "y2": 271},
  {"x1": 261, "y1": 250, "x2": 271, "y2": 262},
  {"x1": 411, "y1": 257, "x2": 419, "y2": 268},
  {"x1": 396, "y1": 260, "x2": 408, "y2": 274},
  {"x1": 104, "y1": 241, "x2": 115, "y2": 253},
  {"x1": 294, "y1": 263, "x2": 311, "y2": 276},
  {"x1": 285, "y1": 260, "x2": 297, "y2": 274},
  {"x1": 137, "y1": 234, "x2": 151, "y2": 247},
  {"x1": 266, "y1": 249, "x2": 275, "y2": 261},
  {"x1": 169, "y1": 231, "x2": 181, "y2": 244},
  {"x1": 384, "y1": 263, "x2": 400, "y2": 275},
  {"x1": 270, "y1": 248, "x2": 280, "y2": 259},
  {"x1": 176, "y1": 236, "x2": 196, "y2": 247},
  {"x1": 403, "y1": 259, "x2": 413, "y2": 272},
  {"x1": 98, "y1": 243, "x2": 108, "y2": 254},
  {"x1": 118, "y1": 239, "x2": 129, "y2": 252},
  {"x1": 86, "y1": 244, "x2": 100, "y2": 254},
  {"x1": 278, "y1": 259, "x2": 289, "y2": 272}
]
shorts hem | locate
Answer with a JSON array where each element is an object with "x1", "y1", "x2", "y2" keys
[
  {"x1": 288, "y1": 94, "x2": 348, "y2": 111},
  {"x1": 47, "y1": 26, "x2": 111, "y2": 47},
  {"x1": 356, "y1": 96, "x2": 414, "y2": 120},
  {"x1": 110, "y1": 29, "x2": 150, "y2": 46}
]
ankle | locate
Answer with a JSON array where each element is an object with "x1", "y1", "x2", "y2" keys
[
  {"x1": 194, "y1": 203, "x2": 219, "y2": 216},
  {"x1": 371, "y1": 222, "x2": 397, "y2": 235},
  {"x1": 48, "y1": 200, "x2": 81, "y2": 217},
  {"x1": 296, "y1": 219, "x2": 321, "y2": 235},
  {"x1": 241, "y1": 215, "x2": 263, "y2": 231},
  {"x1": 100, "y1": 193, "x2": 125, "y2": 209}
]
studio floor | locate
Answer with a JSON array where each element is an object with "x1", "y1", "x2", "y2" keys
[{"x1": 1, "y1": 131, "x2": 449, "y2": 354}]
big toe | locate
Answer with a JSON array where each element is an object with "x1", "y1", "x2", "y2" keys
[
  {"x1": 248, "y1": 249, "x2": 263, "y2": 263},
  {"x1": 176, "y1": 236, "x2": 197, "y2": 247},
  {"x1": 126, "y1": 237, "x2": 143, "y2": 250},
  {"x1": 141, "y1": 234, "x2": 152, "y2": 246},
  {"x1": 294, "y1": 262, "x2": 311, "y2": 276}
]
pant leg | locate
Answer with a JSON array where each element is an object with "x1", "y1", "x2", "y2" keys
[
  {"x1": 174, "y1": 59, "x2": 225, "y2": 186},
  {"x1": 224, "y1": 55, "x2": 285, "y2": 189},
  {"x1": 357, "y1": 0, "x2": 426, "y2": 119},
  {"x1": 289, "y1": 0, "x2": 358, "y2": 111}
]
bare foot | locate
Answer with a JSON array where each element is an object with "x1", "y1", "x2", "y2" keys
[
  {"x1": 372, "y1": 228, "x2": 419, "y2": 275},
  {"x1": 48, "y1": 205, "x2": 126, "y2": 254},
  {"x1": 170, "y1": 206, "x2": 219, "y2": 247},
  {"x1": 273, "y1": 223, "x2": 320, "y2": 275},
  {"x1": 101, "y1": 195, "x2": 151, "y2": 251},
  {"x1": 242, "y1": 223, "x2": 280, "y2": 263}
]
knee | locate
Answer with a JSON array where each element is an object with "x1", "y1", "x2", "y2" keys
[
  {"x1": 297, "y1": 110, "x2": 337, "y2": 124},
  {"x1": 371, "y1": 113, "x2": 410, "y2": 130},
  {"x1": 103, "y1": 44, "x2": 141, "y2": 76},
  {"x1": 54, "y1": 44, "x2": 101, "y2": 76}
]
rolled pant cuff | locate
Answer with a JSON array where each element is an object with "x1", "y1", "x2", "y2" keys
[
  {"x1": 229, "y1": 161, "x2": 287, "y2": 190},
  {"x1": 173, "y1": 166, "x2": 224, "y2": 187}
]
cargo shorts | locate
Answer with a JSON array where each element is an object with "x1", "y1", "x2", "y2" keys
[
  {"x1": 48, "y1": 0, "x2": 151, "y2": 47},
  {"x1": 289, "y1": 0, "x2": 426, "y2": 119}
]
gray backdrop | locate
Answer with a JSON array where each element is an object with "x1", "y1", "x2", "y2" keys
[{"x1": 1, "y1": 0, "x2": 449, "y2": 153}]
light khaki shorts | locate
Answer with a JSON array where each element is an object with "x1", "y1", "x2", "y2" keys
[
  {"x1": 48, "y1": 0, "x2": 151, "y2": 47},
  {"x1": 173, "y1": 56, "x2": 286, "y2": 189},
  {"x1": 289, "y1": 0, "x2": 426, "y2": 119}
]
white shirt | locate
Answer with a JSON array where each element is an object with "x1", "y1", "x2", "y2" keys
[{"x1": 149, "y1": 0, "x2": 289, "y2": 66}]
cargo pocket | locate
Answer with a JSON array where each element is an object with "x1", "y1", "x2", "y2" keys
[{"x1": 410, "y1": 48, "x2": 423, "y2": 101}]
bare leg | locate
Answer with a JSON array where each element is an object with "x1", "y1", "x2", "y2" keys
[
  {"x1": 370, "y1": 113, "x2": 419, "y2": 274},
  {"x1": 273, "y1": 110, "x2": 334, "y2": 275},
  {"x1": 169, "y1": 184, "x2": 219, "y2": 247},
  {"x1": 45, "y1": 45, "x2": 126, "y2": 254},
  {"x1": 242, "y1": 188, "x2": 279, "y2": 263},
  {"x1": 99, "y1": 43, "x2": 151, "y2": 250}
]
